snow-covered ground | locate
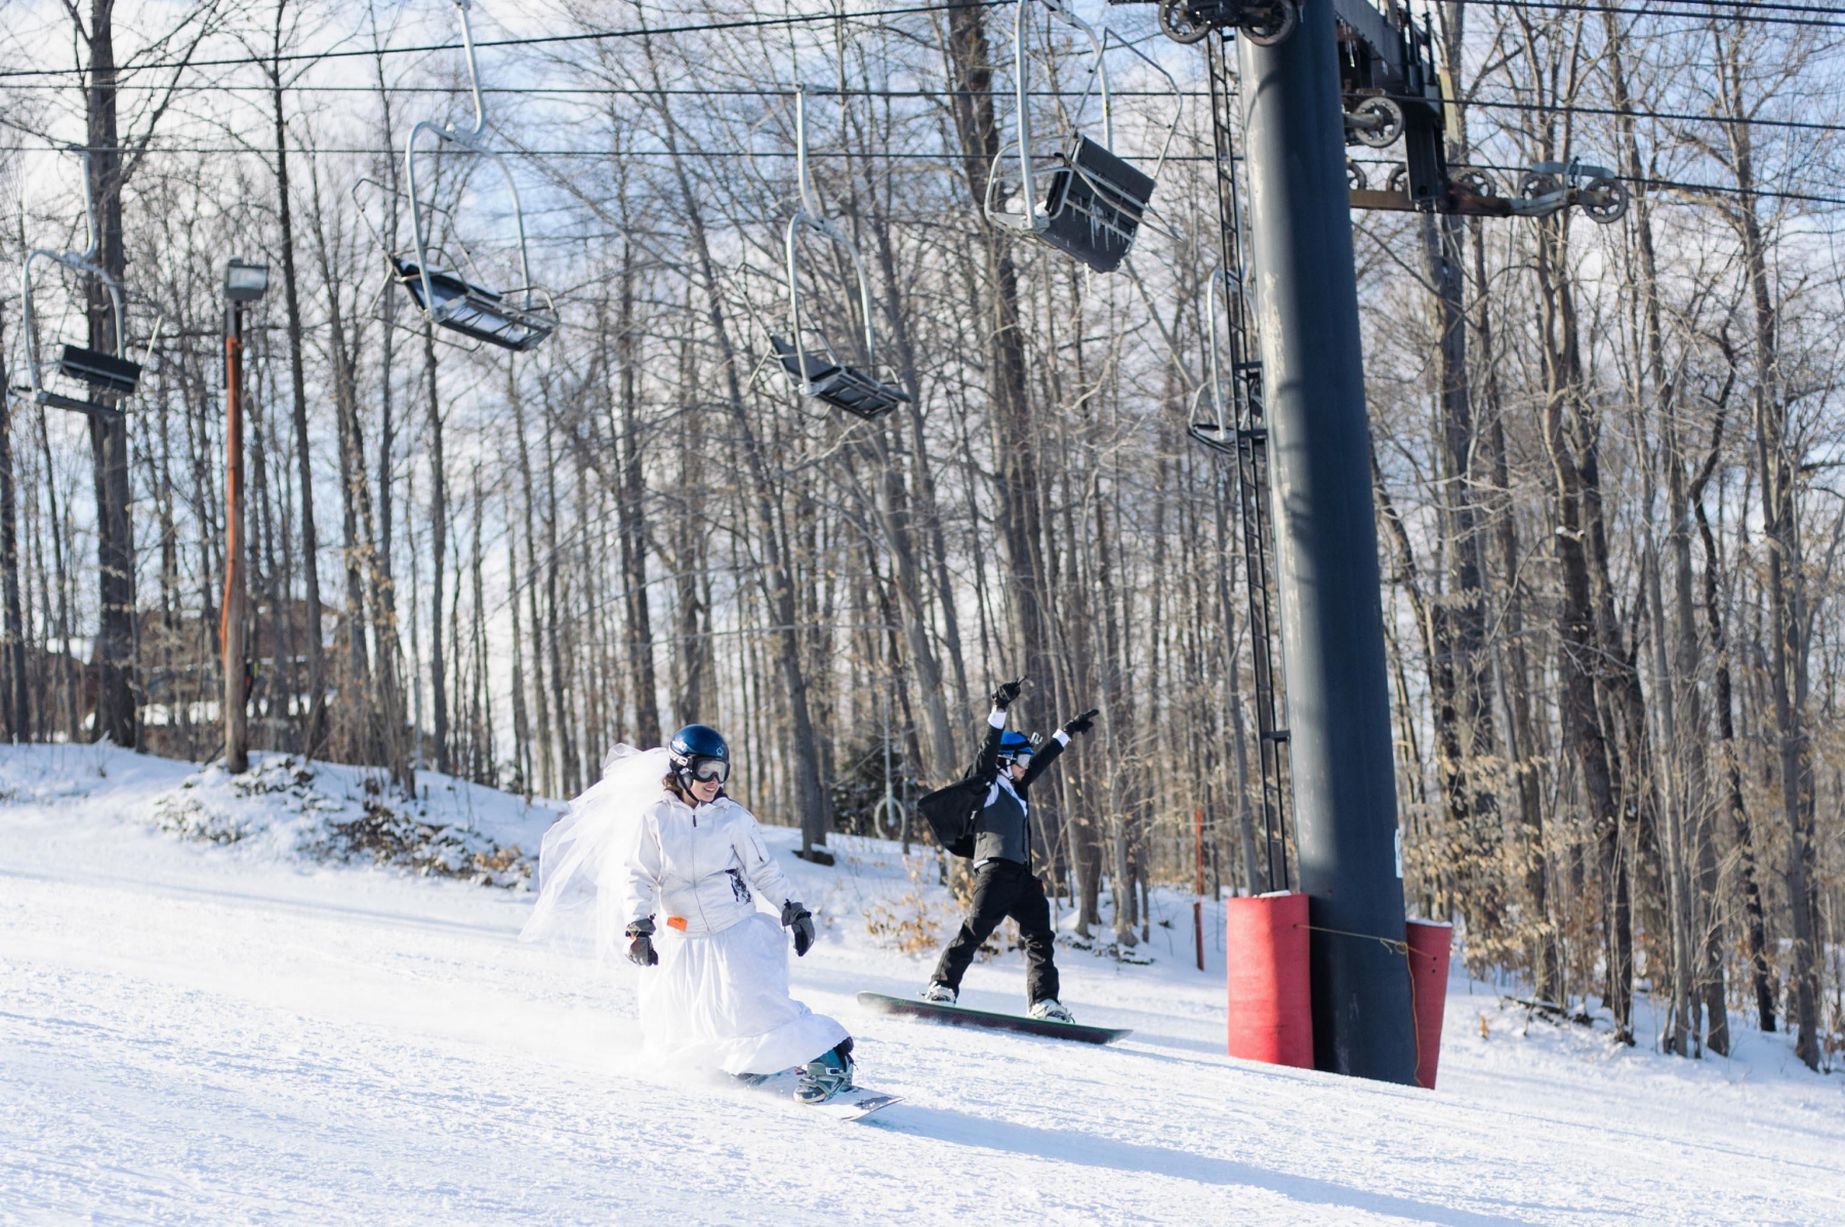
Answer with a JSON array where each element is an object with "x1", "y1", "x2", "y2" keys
[{"x1": 3, "y1": 744, "x2": 1841, "y2": 1224}]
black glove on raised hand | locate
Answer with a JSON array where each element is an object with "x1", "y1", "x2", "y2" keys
[
  {"x1": 625, "y1": 918, "x2": 659, "y2": 967},
  {"x1": 1062, "y1": 708, "x2": 1100, "y2": 737},
  {"x1": 991, "y1": 676, "x2": 1025, "y2": 711},
  {"x1": 782, "y1": 900, "x2": 816, "y2": 957}
]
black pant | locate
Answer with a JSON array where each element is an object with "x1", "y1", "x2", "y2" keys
[{"x1": 932, "y1": 859, "x2": 1060, "y2": 1005}]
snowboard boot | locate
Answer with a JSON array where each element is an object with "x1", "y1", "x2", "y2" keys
[
  {"x1": 920, "y1": 981, "x2": 957, "y2": 1004},
  {"x1": 794, "y1": 1043, "x2": 855, "y2": 1105},
  {"x1": 1029, "y1": 998, "x2": 1075, "y2": 1024}
]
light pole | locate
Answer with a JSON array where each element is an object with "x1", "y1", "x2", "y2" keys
[{"x1": 222, "y1": 257, "x2": 268, "y2": 774}]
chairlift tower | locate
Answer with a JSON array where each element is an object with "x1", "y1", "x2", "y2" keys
[
  {"x1": 1143, "y1": 0, "x2": 1630, "y2": 1083},
  {"x1": 1234, "y1": 0, "x2": 1419, "y2": 1085}
]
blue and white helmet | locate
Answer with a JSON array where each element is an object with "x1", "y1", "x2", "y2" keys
[
  {"x1": 997, "y1": 729, "x2": 1033, "y2": 767},
  {"x1": 669, "y1": 723, "x2": 731, "y2": 789}
]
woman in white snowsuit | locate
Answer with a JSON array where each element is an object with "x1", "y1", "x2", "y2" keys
[{"x1": 522, "y1": 724, "x2": 855, "y2": 1104}]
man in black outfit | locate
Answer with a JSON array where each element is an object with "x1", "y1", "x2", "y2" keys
[{"x1": 921, "y1": 678, "x2": 1099, "y2": 1022}]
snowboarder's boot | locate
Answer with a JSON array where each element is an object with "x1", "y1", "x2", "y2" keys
[
  {"x1": 920, "y1": 981, "x2": 957, "y2": 1004},
  {"x1": 1028, "y1": 998, "x2": 1075, "y2": 1024},
  {"x1": 794, "y1": 1044, "x2": 855, "y2": 1104}
]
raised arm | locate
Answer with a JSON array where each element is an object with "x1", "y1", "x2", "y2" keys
[
  {"x1": 972, "y1": 707, "x2": 1006, "y2": 780},
  {"x1": 1021, "y1": 708, "x2": 1098, "y2": 789},
  {"x1": 972, "y1": 677, "x2": 1025, "y2": 779}
]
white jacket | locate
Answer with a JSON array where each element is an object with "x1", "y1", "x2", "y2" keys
[{"x1": 624, "y1": 791, "x2": 797, "y2": 937}]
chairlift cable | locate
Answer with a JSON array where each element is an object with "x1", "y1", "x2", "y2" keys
[
  {"x1": 0, "y1": 1, "x2": 1013, "y2": 81},
  {"x1": 1445, "y1": 0, "x2": 1845, "y2": 29},
  {"x1": 7, "y1": 77, "x2": 1841, "y2": 141},
  {"x1": 5, "y1": 139, "x2": 1839, "y2": 210},
  {"x1": 0, "y1": 0, "x2": 1831, "y2": 83},
  {"x1": 1470, "y1": 0, "x2": 1843, "y2": 15}
]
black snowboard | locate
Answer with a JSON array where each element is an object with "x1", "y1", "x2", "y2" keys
[{"x1": 856, "y1": 992, "x2": 1131, "y2": 1045}]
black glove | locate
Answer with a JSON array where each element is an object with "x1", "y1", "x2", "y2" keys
[
  {"x1": 991, "y1": 676, "x2": 1025, "y2": 711},
  {"x1": 1062, "y1": 708, "x2": 1100, "y2": 737},
  {"x1": 782, "y1": 900, "x2": 816, "y2": 957},
  {"x1": 625, "y1": 918, "x2": 659, "y2": 967}
]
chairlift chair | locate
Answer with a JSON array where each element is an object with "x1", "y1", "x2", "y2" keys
[
  {"x1": 770, "y1": 86, "x2": 910, "y2": 422},
  {"x1": 986, "y1": 0, "x2": 1181, "y2": 274},
  {"x1": 11, "y1": 147, "x2": 145, "y2": 419},
  {"x1": 1188, "y1": 265, "x2": 1265, "y2": 455},
  {"x1": 386, "y1": 0, "x2": 559, "y2": 351}
]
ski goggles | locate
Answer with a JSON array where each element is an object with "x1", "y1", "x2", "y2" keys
[
  {"x1": 1000, "y1": 750, "x2": 1033, "y2": 768},
  {"x1": 688, "y1": 756, "x2": 730, "y2": 784}
]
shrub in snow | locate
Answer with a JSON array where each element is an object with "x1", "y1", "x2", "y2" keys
[{"x1": 150, "y1": 755, "x2": 533, "y2": 888}]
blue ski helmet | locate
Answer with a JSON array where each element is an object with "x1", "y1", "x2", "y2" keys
[
  {"x1": 669, "y1": 723, "x2": 731, "y2": 787},
  {"x1": 997, "y1": 730, "x2": 1033, "y2": 766}
]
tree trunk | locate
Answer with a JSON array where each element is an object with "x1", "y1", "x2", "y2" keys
[
  {"x1": 510, "y1": 384, "x2": 553, "y2": 795},
  {"x1": 1419, "y1": 190, "x2": 1504, "y2": 942},
  {"x1": 1473, "y1": 227, "x2": 1556, "y2": 1002},
  {"x1": 1725, "y1": 49, "x2": 1821, "y2": 1072},
  {"x1": 0, "y1": 316, "x2": 28, "y2": 740},
  {"x1": 421, "y1": 327, "x2": 450, "y2": 776},
  {"x1": 83, "y1": 0, "x2": 137, "y2": 748},
  {"x1": 939, "y1": 4, "x2": 1080, "y2": 919},
  {"x1": 1693, "y1": 436, "x2": 1776, "y2": 1033},
  {"x1": 1534, "y1": 205, "x2": 1633, "y2": 1041},
  {"x1": 271, "y1": 3, "x2": 325, "y2": 754},
  {"x1": 614, "y1": 234, "x2": 661, "y2": 745}
]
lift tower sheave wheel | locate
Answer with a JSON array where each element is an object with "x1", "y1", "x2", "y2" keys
[
  {"x1": 1147, "y1": 0, "x2": 1301, "y2": 47},
  {"x1": 11, "y1": 146, "x2": 147, "y2": 421},
  {"x1": 1331, "y1": 0, "x2": 1446, "y2": 206},
  {"x1": 1346, "y1": 95, "x2": 1403, "y2": 148},
  {"x1": 1503, "y1": 159, "x2": 1629, "y2": 225},
  {"x1": 383, "y1": 0, "x2": 559, "y2": 353},
  {"x1": 770, "y1": 85, "x2": 911, "y2": 423},
  {"x1": 987, "y1": 0, "x2": 1181, "y2": 273}
]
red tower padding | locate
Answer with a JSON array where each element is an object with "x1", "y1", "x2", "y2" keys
[
  {"x1": 1404, "y1": 919, "x2": 1453, "y2": 1089},
  {"x1": 1224, "y1": 892, "x2": 1312, "y2": 1068}
]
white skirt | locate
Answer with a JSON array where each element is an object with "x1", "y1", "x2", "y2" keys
[{"x1": 637, "y1": 912, "x2": 848, "y2": 1075}]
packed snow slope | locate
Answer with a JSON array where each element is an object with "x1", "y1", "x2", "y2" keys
[{"x1": 3, "y1": 745, "x2": 1841, "y2": 1225}]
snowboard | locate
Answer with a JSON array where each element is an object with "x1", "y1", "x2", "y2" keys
[
  {"x1": 734, "y1": 1070, "x2": 902, "y2": 1122},
  {"x1": 855, "y1": 991, "x2": 1132, "y2": 1045}
]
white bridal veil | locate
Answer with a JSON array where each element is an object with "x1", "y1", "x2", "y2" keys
[{"x1": 519, "y1": 744, "x2": 669, "y2": 961}]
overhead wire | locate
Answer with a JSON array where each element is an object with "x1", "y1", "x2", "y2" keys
[
  {"x1": 4, "y1": 74, "x2": 1842, "y2": 140},
  {"x1": 2, "y1": 139, "x2": 1832, "y2": 209},
  {"x1": 0, "y1": 0, "x2": 1011, "y2": 81},
  {"x1": 0, "y1": 0, "x2": 1837, "y2": 83},
  {"x1": 1447, "y1": 0, "x2": 1845, "y2": 29},
  {"x1": 1, "y1": 4, "x2": 1835, "y2": 217},
  {"x1": 1349, "y1": 154, "x2": 1845, "y2": 209},
  {"x1": 1612, "y1": 0, "x2": 1845, "y2": 13}
]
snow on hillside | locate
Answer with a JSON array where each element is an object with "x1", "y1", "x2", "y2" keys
[{"x1": 3, "y1": 744, "x2": 1841, "y2": 1224}]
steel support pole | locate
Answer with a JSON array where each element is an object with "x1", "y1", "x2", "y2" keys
[
  {"x1": 222, "y1": 302, "x2": 249, "y2": 775},
  {"x1": 1239, "y1": 6, "x2": 1417, "y2": 1084}
]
